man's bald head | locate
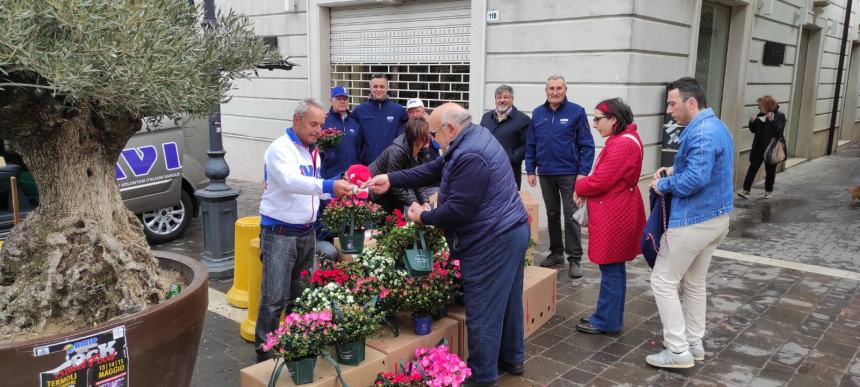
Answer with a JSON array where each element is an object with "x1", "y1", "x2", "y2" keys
[{"x1": 428, "y1": 102, "x2": 471, "y2": 151}]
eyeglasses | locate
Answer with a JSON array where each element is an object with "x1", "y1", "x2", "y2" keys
[{"x1": 593, "y1": 115, "x2": 608, "y2": 123}]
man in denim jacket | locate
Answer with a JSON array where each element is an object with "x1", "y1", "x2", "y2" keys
[{"x1": 646, "y1": 77, "x2": 734, "y2": 369}]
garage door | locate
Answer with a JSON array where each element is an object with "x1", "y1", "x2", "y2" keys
[{"x1": 329, "y1": 0, "x2": 471, "y2": 109}]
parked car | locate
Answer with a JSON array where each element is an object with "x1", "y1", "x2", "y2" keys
[{"x1": 0, "y1": 116, "x2": 210, "y2": 244}]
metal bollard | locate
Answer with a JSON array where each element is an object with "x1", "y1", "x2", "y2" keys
[
  {"x1": 226, "y1": 216, "x2": 260, "y2": 309},
  {"x1": 240, "y1": 236, "x2": 262, "y2": 342}
]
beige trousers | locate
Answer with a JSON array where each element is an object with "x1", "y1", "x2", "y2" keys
[{"x1": 650, "y1": 214, "x2": 730, "y2": 352}]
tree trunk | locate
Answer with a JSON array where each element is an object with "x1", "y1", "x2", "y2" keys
[{"x1": 0, "y1": 104, "x2": 162, "y2": 332}]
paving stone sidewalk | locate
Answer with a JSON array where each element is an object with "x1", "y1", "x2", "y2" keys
[{"x1": 158, "y1": 144, "x2": 860, "y2": 386}]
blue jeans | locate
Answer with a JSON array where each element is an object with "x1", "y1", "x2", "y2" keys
[
  {"x1": 590, "y1": 262, "x2": 627, "y2": 333},
  {"x1": 462, "y1": 223, "x2": 529, "y2": 384},
  {"x1": 254, "y1": 228, "x2": 316, "y2": 360},
  {"x1": 315, "y1": 240, "x2": 338, "y2": 263}
]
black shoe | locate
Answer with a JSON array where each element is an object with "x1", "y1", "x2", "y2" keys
[
  {"x1": 575, "y1": 322, "x2": 618, "y2": 335},
  {"x1": 463, "y1": 378, "x2": 499, "y2": 387},
  {"x1": 568, "y1": 261, "x2": 583, "y2": 278},
  {"x1": 540, "y1": 253, "x2": 564, "y2": 267},
  {"x1": 498, "y1": 360, "x2": 525, "y2": 376}
]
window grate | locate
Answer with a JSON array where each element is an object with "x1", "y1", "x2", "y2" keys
[{"x1": 330, "y1": 62, "x2": 470, "y2": 110}]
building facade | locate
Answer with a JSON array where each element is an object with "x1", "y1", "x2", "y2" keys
[{"x1": 215, "y1": 0, "x2": 860, "y2": 186}]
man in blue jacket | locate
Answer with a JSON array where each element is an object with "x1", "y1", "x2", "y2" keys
[
  {"x1": 364, "y1": 103, "x2": 530, "y2": 387},
  {"x1": 320, "y1": 85, "x2": 361, "y2": 179},
  {"x1": 646, "y1": 77, "x2": 733, "y2": 369},
  {"x1": 354, "y1": 74, "x2": 408, "y2": 164},
  {"x1": 525, "y1": 74, "x2": 595, "y2": 278}
]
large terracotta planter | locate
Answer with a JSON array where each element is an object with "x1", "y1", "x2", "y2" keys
[{"x1": 0, "y1": 251, "x2": 208, "y2": 387}]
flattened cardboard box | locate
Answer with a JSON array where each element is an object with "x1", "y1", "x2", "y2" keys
[
  {"x1": 523, "y1": 266, "x2": 556, "y2": 338},
  {"x1": 519, "y1": 191, "x2": 539, "y2": 242},
  {"x1": 240, "y1": 346, "x2": 387, "y2": 387},
  {"x1": 366, "y1": 316, "x2": 459, "y2": 375}
]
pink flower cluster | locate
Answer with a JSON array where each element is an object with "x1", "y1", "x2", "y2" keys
[
  {"x1": 261, "y1": 310, "x2": 335, "y2": 354},
  {"x1": 413, "y1": 344, "x2": 471, "y2": 387}
]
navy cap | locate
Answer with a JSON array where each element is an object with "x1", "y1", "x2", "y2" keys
[{"x1": 331, "y1": 86, "x2": 349, "y2": 98}]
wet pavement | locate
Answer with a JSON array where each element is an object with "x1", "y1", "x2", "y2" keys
[{"x1": 158, "y1": 144, "x2": 860, "y2": 387}]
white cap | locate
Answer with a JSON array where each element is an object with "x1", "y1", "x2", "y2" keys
[{"x1": 406, "y1": 98, "x2": 425, "y2": 110}]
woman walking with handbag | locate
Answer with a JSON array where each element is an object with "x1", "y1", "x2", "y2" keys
[
  {"x1": 739, "y1": 95, "x2": 785, "y2": 199},
  {"x1": 572, "y1": 98, "x2": 645, "y2": 335}
]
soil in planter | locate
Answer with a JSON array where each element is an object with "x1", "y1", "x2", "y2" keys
[{"x1": 0, "y1": 267, "x2": 187, "y2": 343}]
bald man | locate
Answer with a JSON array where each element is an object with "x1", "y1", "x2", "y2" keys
[{"x1": 365, "y1": 103, "x2": 529, "y2": 387}]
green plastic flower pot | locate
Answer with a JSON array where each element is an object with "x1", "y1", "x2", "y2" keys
[
  {"x1": 286, "y1": 356, "x2": 316, "y2": 385},
  {"x1": 339, "y1": 214, "x2": 364, "y2": 254},
  {"x1": 335, "y1": 340, "x2": 366, "y2": 365},
  {"x1": 403, "y1": 229, "x2": 432, "y2": 276}
]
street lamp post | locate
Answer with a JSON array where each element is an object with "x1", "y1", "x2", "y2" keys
[
  {"x1": 192, "y1": 0, "x2": 295, "y2": 279},
  {"x1": 195, "y1": 0, "x2": 239, "y2": 279}
]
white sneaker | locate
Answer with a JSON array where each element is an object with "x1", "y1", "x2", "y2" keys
[
  {"x1": 763, "y1": 191, "x2": 772, "y2": 199},
  {"x1": 689, "y1": 342, "x2": 705, "y2": 361},
  {"x1": 737, "y1": 190, "x2": 750, "y2": 199},
  {"x1": 645, "y1": 349, "x2": 695, "y2": 369}
]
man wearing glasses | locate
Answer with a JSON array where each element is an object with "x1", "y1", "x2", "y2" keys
[
  {"x1": 364, "y1": 103, "x2": 530, "y2": 387},
  {"x1": 525, "y1": 74, "x2": 595, "y2": 279}
]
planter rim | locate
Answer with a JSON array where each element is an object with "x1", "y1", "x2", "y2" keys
[{"x1": 0, "y1": 250, "x2": 207, "y2": 350}]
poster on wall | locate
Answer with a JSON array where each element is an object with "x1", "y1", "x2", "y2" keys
[
  {"x1": 661, "y1": 90, "x2": 686, "y2": 167},
  {"x1": 33, "y1": 326, "x2": 130, "y2": 387}
]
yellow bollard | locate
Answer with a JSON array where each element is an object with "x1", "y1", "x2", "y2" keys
[
  {"x1": 227, "y1": 216, "x2": 261, "y2": 309},
  {"x1": 240, "y1": 236, "x2": 262, "y2": 342}
]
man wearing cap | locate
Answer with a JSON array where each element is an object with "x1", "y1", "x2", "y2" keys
[
  {"x1": 525, "y1": 74, "x2": 595, "y2": 279},
  {"x1": 480, "y1": 85, "x2": 530, "y2": 190},
  {"x1": 354, "y1": 74, "x2": 408, "y2": 164},
  {"x1": 321, "y1": 86, "x2": 361, "y2": 179},
  {"x1": 256, "y1": 98, "x2": 354, "y2": 362},
  {"x1": 406, "y1": 98, "x2": 440, "y2": 162}
]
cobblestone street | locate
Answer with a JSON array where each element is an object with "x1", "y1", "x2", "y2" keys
[{"x1": 158, "y1": 143, "x2": 860, "y2": 387}]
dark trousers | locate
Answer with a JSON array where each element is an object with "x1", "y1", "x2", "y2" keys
[
  {"x1": 538, "y1": 175, "x2": 583, "y2": 261},
  {"x1": 742, "y1": 157, "x2": 777, "y2": 192},
  {"x1": 512, "y1": 161, "x2": 523, "y2": 191},
  {"x1": 462, "y1": 223, "x2": 529, "y2": 384},
  {"x1": 590, "y1": 262, "x2": 627, "y2": 333},
  {"x1": 254, "y1": 228, "x2": 316, "y2": 360}
]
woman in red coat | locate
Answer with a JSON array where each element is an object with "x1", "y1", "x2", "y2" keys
[{"x1": 573, "y1": 98, "x2": 646, "y2": 334}]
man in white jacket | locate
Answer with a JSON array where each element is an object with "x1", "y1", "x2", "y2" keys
[{"x1": 255, "y1": 98, "x2": 353, "y2": 362}]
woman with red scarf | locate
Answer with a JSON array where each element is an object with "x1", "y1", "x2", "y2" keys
[{"x1": 573, "y1": 98, "x2": 646, "y2": 334}]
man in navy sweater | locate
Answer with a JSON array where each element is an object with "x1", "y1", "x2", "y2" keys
[
  {"x1": 354, "y1": 74, "x2": 408, "y2": 164},
  {"x1": 525, "y1": 74, "x2": 595, "y2": 279},
  {"x1": 320, "y1": 85, "x2": 361, "y2": 179},
  {"x1": 365, "y1": 103, "x2": 529, "y2": 387},
  {"x1": 480, "y1": 85, "x2": 530, "y2": 189}
]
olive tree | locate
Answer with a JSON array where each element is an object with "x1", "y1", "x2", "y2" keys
[{"x1": 0, "y1": 0, "x2": 277, "y2": 331}]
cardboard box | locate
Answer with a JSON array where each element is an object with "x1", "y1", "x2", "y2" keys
[
  {"x1": 446, "y1": 305, "x2": 468, "y2": 360},
  {"x1": 240, "y1": 346, "x2": 388, "y2": 387},
  {"x1": 519, "y1": 191, "x2": 539, "y2": 242},
  {"x1": 523, "y1": 266, "x2": 557, "y2": 338},
  {"x1": 447, "y1": 266, "x2": 557, "y2": 358},
  {"x1": 367, "y1": 316, "x2": 459, "y2": 374}
]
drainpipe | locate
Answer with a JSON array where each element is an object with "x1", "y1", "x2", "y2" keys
[{"x1": 827, "y1": 0, "x2": 853, "y2": 155}]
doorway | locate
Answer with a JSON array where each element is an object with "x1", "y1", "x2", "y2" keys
[
  {"x1": 788, "y1": 28, "x2": 812, "y2": 156},
  {"x1": 695, "y1": 2, "x2": 731, "y2": 116}
]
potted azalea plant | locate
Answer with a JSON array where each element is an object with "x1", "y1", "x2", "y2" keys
[
  {"x1": 322, "y1": 197, "x2": 386, "y2": 254},
  {"x1": 375, "y1": 209, "x2": 446, "y2": 275},
  {"x1": 399, "y1": 255, "x2": 460, "y2": 335},
  {"x1": 262, "y1": 311, "x2": 337, "y2": 386},
  {"x1": 330, "y1": 301, "x2": 384, "y2": 365},
  {"x1": 412, "y1": 342, "x2": 471, "y2": 387},
  {"x1": 351, "y1": 249, "x2": 409, "y2": 334},
  {"x1": 317, "y1": 127, "x2": 344, "y2": 150}
]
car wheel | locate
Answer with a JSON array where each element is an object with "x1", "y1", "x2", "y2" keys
[{"x1": 141, "y1": 189, "x2": 193, "y2": 244}]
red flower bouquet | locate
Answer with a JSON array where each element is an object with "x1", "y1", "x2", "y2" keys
[{"x1": 317, "y1": 127, "x2": 343, "y2": 149}]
